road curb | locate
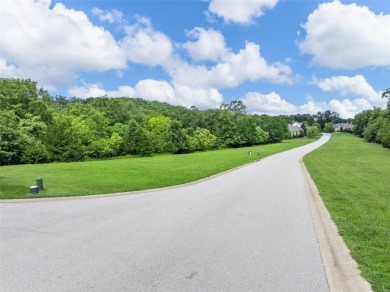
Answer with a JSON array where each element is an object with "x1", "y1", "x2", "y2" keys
[
  {"x1": 0, "y1": 158, "x2": 265, "y2": 203},
  {"x1": 300, "y1": 161, "x2": 372, "y2": 292}
]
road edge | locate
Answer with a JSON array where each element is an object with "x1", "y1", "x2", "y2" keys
[
  {"x1": 300, "y1": 161, "x2": 372, "y2": 292},
  {"x1": 0, "y1": 158, "x2": 266, "y2": 203}
]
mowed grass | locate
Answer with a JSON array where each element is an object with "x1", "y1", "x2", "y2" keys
[
  {"x1": 304, "y1": 133, "x2": 390, "y2": 291},
  {"x1": 0, "y1": 138, "x2": 313, "y2": 200}
]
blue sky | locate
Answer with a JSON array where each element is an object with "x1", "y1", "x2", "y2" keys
[{"x1": 1, "y1": 0, "x2": 389, "y2": 118}]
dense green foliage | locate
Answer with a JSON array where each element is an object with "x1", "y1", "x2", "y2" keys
[
  {"x1": 352, "y1": 91, "x2": 390, "y2": 148},
  {"x1": 0, "y1": 78, "x2": 350, "y2": 165},
  {"x1": 0, "y1": 78, "x2": 290, "y2": 164},
  {"x1": 304, "y1": 133, "x2": 390, "y2": 291},
  {"x1": 0, "y1": 138, "x2": 314, "y2": 199}
]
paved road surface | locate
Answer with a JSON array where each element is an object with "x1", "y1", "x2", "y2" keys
[{"x1": 1, "y1": 134, "x2": 331, "y2": 291}]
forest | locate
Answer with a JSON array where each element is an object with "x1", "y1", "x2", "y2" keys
[{"x1": 0, "y1": 78, "x2": 388, "y2": 166}]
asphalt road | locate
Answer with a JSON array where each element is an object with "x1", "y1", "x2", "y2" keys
[{"x1": 1, "y1": 134, "x2": 331, "y2": 292}]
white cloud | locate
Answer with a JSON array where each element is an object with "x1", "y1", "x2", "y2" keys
[
  {"x1": 298, "y1": 97, "x2": 375, "y2": 119},
  {"x1": 1, "y1": 0, "x2": 126, "y2": 71},
  {"x1": 299, "y1": 1, "x2": 390, "y2": 69},
  {"x1": 68, "y1": 84, "x2": 108, "y2": 98},
  {"x1": 327, "y1": 98, "x2": 373, "y2": 118},
  {"x1": 0, "y1": 59, "x2": 18, "y2": 79},
  {"x1": 182, "y1": 28, "x2": 229, "y2": 62},
  {"x1": 172, "y1": 42, "x2": 294, "y2": 88},
  {"x1": 173, "y1": 84, "x2": 223, "y2": 109},
  {"x1": 0, "y1": 0, "x2": 126, "y2": 90},
  {"x1": 241, "y1": 89, "x2": 379, "y2": 118},
  {"x1": 207, "y1": 0, "x2": 279, "y2": 25},
  {"x1": 120, "y1": 17, "x2": 173, "y2": 67},
  {"x1": 68, "y1": 80, "x2": 222, "y2": 109},
  {"x1": 242, "y1": 91, "x2": 298, "y2": 115},
  {"x1": 0, "y1": 58, "x2": 76, "y2": 92},
  {"x1": 68, "y1": 83, "x2": 136, "y2": 98},
  {"x1": 298, "y1": 100, "x2": 327, "y2": 115},
  {"x1": 134, "y1": 79, "x2": 175, "y2": 102},
  {"x1": 135, "y1": 79, "x2": 222, "y2": 108},
  {"x1": 91, "y1": 8, "x2": 124, "y2": 24},
  {"x1": 314, "y1": 75, "x2": 385, "y2": 105}
]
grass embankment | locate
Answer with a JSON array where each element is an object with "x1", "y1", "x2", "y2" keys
[
  {"x1": 304, "y1": 133, "x2": 390, "y2": 291},
  {"x1": 0, "y1": 138, "x2": 313, "y2": 200}
]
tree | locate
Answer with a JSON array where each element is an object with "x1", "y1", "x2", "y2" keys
[
  {"x1": 353, "y1": 110, "x2": 371, "y2": 137},
  {"x1": 312, "y1": 122, "x2": 322, "y2": 132},
  {"x1": 193, "y1": 128, "x2": 217, "y2": 151},
  {"x1": 19, "y1": 114, "x2": 49, "y2": 164},
  {"x1": 376, "y1": 119, "x2": 390, "y2": 148},
  {"x1": 231, "y1": 116, "x2": 260, "y2": 147},
  {"x1": 363, "y1": 108, "x2": 382, "y2": 143},
  {"x1": 254, "y1": 115, "x2": 288, "y2": 143},
  {"x1": 124, "y1": 120, "x2": 145, "y2": 155},
  {"x1": 382, "y1": 88, "x2": 390, "y2": 106},
  {"x1": 306, "y1": 126, "x2": 319, "y2": 138},
  {"x1": 44, "y1": 114, "x2": 86, "y2": 161},
  {"x1": 147, "y1": 115, "x2": 174, "y2": 153},
  {"x1": 221, "y1": 100, "x2": 247, "y2": 119},
  {"x1": 0, "y1": 110, "x2": 25, "y2": 165},
  {"x1": 0, "y1": 78, "x2": 52, "y2": 123},
  {"x1": 203, "y1": 109, "x2": 236, "y2": 147},
  {"x1": 324, "y1": 122, "x2": 334, "y2": 133},
  {"x1": 167, "y1": 121, "x2": 188, "y2": 153},
  {"x1": 301, "y1": 121, "x2": 309, "y2": 136},
  {"x1": 108, "y1": 133, "x2": 124, "y2": 157}
]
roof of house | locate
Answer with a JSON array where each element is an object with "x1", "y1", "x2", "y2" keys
[
  {"x1": 333, "y1": 123, "x2": 353, "y2": 129},
  {"x1": 288, "y1": 124, "x2": 303, "y2": 132}
]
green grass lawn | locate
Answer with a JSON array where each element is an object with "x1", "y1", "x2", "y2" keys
[
  {"x1": 0, "y1": 138, "x2": 314, "y2": 200},
  {"x1": 304, "y1": 133, "x2": 390, "y2": 292}
]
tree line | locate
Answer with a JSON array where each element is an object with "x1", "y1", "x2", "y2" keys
[
  {"x1": 0, "y1": 78, "x2": 366, "y2": 166},
  {"x1": 352, "y1": 89, "x2": 390, "y2": 148}
]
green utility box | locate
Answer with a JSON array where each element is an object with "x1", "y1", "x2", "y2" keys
[{"x1": 36, "y1": 178, "x2": 44, "y2": 191}]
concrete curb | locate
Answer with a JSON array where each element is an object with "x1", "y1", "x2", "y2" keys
[
  {"x1": 0, "y1": 158, "x2": 265, "y2": 203},
  {"x1": 300, "y1": 161, "x2": 372, "y2": 292}
]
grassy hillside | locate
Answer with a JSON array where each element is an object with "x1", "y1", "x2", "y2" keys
[
  {"x1": 0, "y1": 138, "x2": 311, "y2": 199},
  {"x1": 304, "y1": 133, "x2": 390, "y2": 291}
]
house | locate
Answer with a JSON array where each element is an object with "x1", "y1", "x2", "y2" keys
[
  {"x1": 291, "y1": 121, "x2": 302, "y2": 128},
  {"x1": 288, "y1": 122, "x2": 303, "y2": 138},
  {"x1": 333, "y1": 123, "x2": 353, "y2": 132}
]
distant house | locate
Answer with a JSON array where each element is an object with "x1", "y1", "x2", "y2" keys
[
  {"x1": 288, "y1": 122, "x2": 304, "y2": 138},
  {"x1": 291, "y1": 122, "x2": 302, "y2": 128},
  {"x1": 333, "y1": 123, "x2": 353, "y2": 132}
]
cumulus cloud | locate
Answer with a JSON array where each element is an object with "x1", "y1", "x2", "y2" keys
[
  {"x1": 327, "y1": 98, "x2": 373, "y2": 118},
  {"x1": 1, "y1": 0, "x2": 126, "y2": 71},
  {"x1": 0, "y1": 0, "x2": 293, "y2": 107},
  {"x1": 182, "y1": 28, "x2": 229, "y2": 62},
  {"x1": 0, "y1": 58, "x2": 77, "y2": 91},
  {"x1": 134, "y1": 79, "x2": 175, "y2": 102},
  {"x1": 313, "y1": 75, "x2": 385, "y2": 105},
  {"x1": 68, "y1": 83, "x2": 136, "y2": 98},
  {"x1": 173, "y1": 84, "x2": 223, "y2": 109},
  {"x1": 68, "y1": 80, "x2": 223, "y2": 109},
  {"x1": 242, "y1": 89, "x2": 378, "y2": 118},
  {"x1": 172, "y1": 42, "x2": 294, "y2": 88},
  {"x1": 298, "y1": 96, "x2": 375, "y2": 118},
  {"x1": 298, "y1": 99, "x2": 327, "y2": 115},
  {"x1": 299, "y1": 1, "x2": 390, "y2": 69},
  {"x1": 91, "y1": 8, "x2": 124, "y2": 24},
  {"x1": 207, "y1": 0, "x2": 279, "y2": 24},
  {"x1": 242, "y1": 91, "x2": 298, "y2": 115},
  {"x1": 136, "y1": 79, "x2": 222, "y2": 108},
  {"x1": 0, "y1": 0, "x2": 126, "y2": 90},
  {"x1": 119, "y1": 16, "x2": 173, "y2": 67}
]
